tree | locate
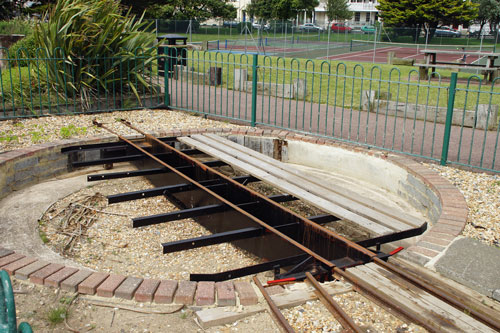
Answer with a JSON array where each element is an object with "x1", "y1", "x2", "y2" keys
[
  {"x1": 247, "y1": 0, "x2": 319, "y2": 21},
  {"x1": 326, "y1": 0, "x2": 352, "y2": 22},
  {"x1": 120, "y1": 0, "x2": 237, "y2": 20},
  {"x1": 377, "y1": 0, "x2": 478, "y2": 41}
]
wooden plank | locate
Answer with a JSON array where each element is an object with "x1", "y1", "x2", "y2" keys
[
  {"x1": 363, "y1": 263, "x2": 498, "y2": 333},
  {"x1": 194, "y1": 134, "x2": 412, "y2": 231},
  {"x1": 205, "y1": 133, "x2": 422, "y2": 227},
  {"x1": 349, "y1": 265, "x2": 464, "y2": 333},
  {"x1": 179, "y1": 136, "x2": 392, "y2": 235},
  {"x1": 354, "y1": 264, "x2": 496, "y2": 333}
]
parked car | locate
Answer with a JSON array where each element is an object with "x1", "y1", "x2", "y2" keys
[
  {"x1": 331, "y1": 22, "x2": 352, "y2": 33},
  {"x1": 223, "y1": 21, "x2": 239, "y2": 28},
  {"x1": 252, "y1": 22, "x2": 270, "y2": 31},
  {"x1": 435, "y1": 26, "x2": 461, "y2": 38},
  {"x1": 361, "y1": 25, "x2": 376, "y2": 34},
  {"x1": 297, "y1": 23, "x2": 324, "y2": 32}
]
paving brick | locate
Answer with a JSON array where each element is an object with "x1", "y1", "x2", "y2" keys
[
  {"x1": 60, "y1": 270, "x2": 93, "y2": 292},
  {"x1": 45, "y1": 267, "x2": 78, "y2": 288},
  {"x1": 215, "y1": 281, "x2": 236, "y2": 306},
  {"x1": 154, "y1": 280, "x2": 178, "y2": 304},
  {"x1": 78, "y1": 272, "x2": 109, "y2": 295},
  {"x1": 409, "y1": 245, "x2": 439, "y2": 258},
  {"x1": 0, "y1": 253, "x2": 25, "y2": 268},
  {"x1": 0, "y1": 248, "x2": 14, "y2": 258},
  {"x1": 174, "y1": 281, "x2": 197, "y2": 305},
  {"x1": 114, "y1": 276, "x2": 143, "y2": 300},
  {"x1": 135, "y1": 279, "x2": 161, "y2": 302},
  {"x1": 2, "y1": 257, "x2": 37, "y2": 275},
  {"x1": 195, "y1": 281, "x2": 215, "y2": 306},
  {"x1": 96, "y1": 274, "x2": 126, "y2": 297},
  {"x1": 30, "y1": 264, "x2": 64, "y2": 285},
  {"x1": 420, "y1": 236, "x2": 452, "y2": 247},
  {"x1": 15, "y1": 260, "x2": 50, "y2": 280},
  {"x1": 264, "y1": 285, "x2": 285, "y2": 296},
  {"x1": 234, "y1": 281, "x2": 258, "y2": 306}
]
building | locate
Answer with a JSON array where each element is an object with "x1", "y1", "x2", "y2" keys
[{"x1": 231, "y1": 0, "x2": 379, "y2": 28}]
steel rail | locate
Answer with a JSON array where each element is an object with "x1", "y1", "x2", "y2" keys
[
  {"x1": 101, "y1": 119, "x2": 500, "y2": 332},
  {"x1": 253, "y1": 276, "x2": 295, "y2": 333},
  {"x1": 93, "y1": 119, "x2": 336, "y2": 269},
  {"x1": 305, "y1": 272, "x2": 361, "y2": 333}
]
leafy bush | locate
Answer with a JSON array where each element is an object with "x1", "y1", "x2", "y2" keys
[
  {"x1": 7, "y1": 34, "x2": 37, "y2": 67},
  {"x1": 33, "y1": 0, "x2": 157, "y2": 101}
]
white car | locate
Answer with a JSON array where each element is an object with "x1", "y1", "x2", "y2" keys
[
  {"x1": 298, "y1": 23, "x2": 324, "y2": 32},
  {"x1": 252, "y1": 22, "x2": 270, "y2": 31}
]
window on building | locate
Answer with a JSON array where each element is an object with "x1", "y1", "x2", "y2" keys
[
  {"x1": 366, "y1": 13, "x2": 371, "y2": 22},
  {"x1": 354, "y1": 12, "x2": 360, "y2": 22}
]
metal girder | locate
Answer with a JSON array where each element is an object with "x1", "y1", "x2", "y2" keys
[
  {"x1": 133, "y1": 193, "x2": 296, "y2": 228},
  {"x1": 108, "y1": 175, "x2": 259, "y2": 204},
  {"x1": 162, "y1": 214, "x2": 338, "y2": 253},
  {"x1": 61, "y1": 137, "x2": 176, "y2": 153}
]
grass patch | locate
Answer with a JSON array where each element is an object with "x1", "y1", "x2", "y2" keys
[{"x1": 47, "y1": 306, "x2": 67, "y2": 324}]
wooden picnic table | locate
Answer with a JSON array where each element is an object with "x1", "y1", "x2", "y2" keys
[{"x1": 416, "y1": 49, "x2": 500, "y2": 81}]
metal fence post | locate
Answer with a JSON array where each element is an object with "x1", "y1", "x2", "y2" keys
[
  {"x1": 251, "y1": 53, "x2": 258, "y2": 127},
  {"x1": 440, "y1": 72, "x2": 458, "y2": 166},
  {"x1": 163, "y1": 56, "x2": 170, "y2": 108}
]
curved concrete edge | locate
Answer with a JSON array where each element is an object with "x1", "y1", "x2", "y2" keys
[{"x1": 0, "y1": 126, "x2": 468, "y2": 301}]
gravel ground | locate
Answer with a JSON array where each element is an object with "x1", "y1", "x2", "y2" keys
[{"x1": 425, "y1": 164, "x2": 500, "y2": 248}]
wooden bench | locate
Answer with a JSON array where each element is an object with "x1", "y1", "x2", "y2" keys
[
  {"x1": 415, "y1": 63, "x2": 499, "y2": 81},
  {"x1": 178, "y1": 133, "x2": 425, "y2": 237}
]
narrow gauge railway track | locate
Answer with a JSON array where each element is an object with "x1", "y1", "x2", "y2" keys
[{"x1": 62, "y1": 120, "x2": 500, "y2": 332}]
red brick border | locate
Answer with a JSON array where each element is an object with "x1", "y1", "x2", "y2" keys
[{"x1": 0, "y1": 126, "x2": 468, "y2": 302}]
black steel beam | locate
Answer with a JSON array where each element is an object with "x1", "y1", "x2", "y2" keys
[
  {"x1": 108, "y1": 175, "x2": 258, "y2": 204},
  {"x1": 72, "y1": 148, "x2": 204, "y2": 168},
  {"x1": 61, "y1": 137, "x2": 176, "y2": 153},
  {"x1": 162, "y1": 213, "x2": 335, "y2": 253},
  {"x1": 356, "y1": 223, "x2": 427, "y2": 248},
  {"x1": 88, "y1": 160, "x2": 227, "y2": 182},
  {"x1": 72, "y1": 152, "x2": 171, "y2": 167},
  {"x1": 134, "y1": 193, "x2": 296, "y2": 228},
  {"x1": 190, "y1": 254, "x2": 310, "y2": 281}
]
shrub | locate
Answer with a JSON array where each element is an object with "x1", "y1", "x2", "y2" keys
[
  {"x1": 0, "y1": 19, "x2": 34, "y2": 35},
  {"x1": 33, "y1": 0, "x2": 157, "y2": 102},
  {"x1": 7, "y1": 34, "x2": 37, "y2": 67}
]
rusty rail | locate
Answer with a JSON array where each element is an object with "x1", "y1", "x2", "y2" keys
[
  {"x1": 253, "y1": 276, "x2": 295, "y2": 333},
  {"x1": 305, "y1": 272, "x2": 361, "y2": 333}
]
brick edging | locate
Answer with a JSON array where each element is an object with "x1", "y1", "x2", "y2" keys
[{"x1": 0, "y1": 126, "x2": 468, "y2": 302}]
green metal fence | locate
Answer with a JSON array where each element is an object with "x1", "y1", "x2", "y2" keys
[
  {"x1": 1, "y1": 47, "x2": 499, "y2": 173},
  {"x1": 166, "y1": 49, "x2": 500, "y2": 173},
  {"x1": 0, "y1": 47, "x2": 164, "y2": 118}
]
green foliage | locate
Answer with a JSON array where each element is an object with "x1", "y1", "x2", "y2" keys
[
  {"x1": 474, "y1": 0, "x2": 500, "y2": 35},
  {"x1": 377, "y1": 0, "x2": 478, "y2": 40},
  {"x1": 0, "y1": 130, "x2": 19, "y2": 142},
  {"x1": 0, "y1": 0, "x2": 16, "y2": 20},
  {"x1": 122, "y1": 0, "x2": 237, "y2": 20},
  {"x1": 7, "y1": 34, "x2": 37, "y2": 67},
  {"x1": 326, "y1": 0, "x2": 352, "y2": 22},
  {"x1": 47, "y1": 306, "x2": 67, "y2": 324},
  {"x1": 0, "y1": 19, "x2": 34, "y2": 35},
  {"x1": 59, "y1": 124, "x2": 87, "y2": 138},
  {"x1": 39, "y1": 230, "x2": 49, "y2": 244},
  {"x1": 247, "y1": 0, "x2": 319, "y2": 20},
  {"x1": 33, "y1": 0, "x2": 157, "y2": 102}
]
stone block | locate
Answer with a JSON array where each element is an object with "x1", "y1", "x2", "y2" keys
[
  {"x1": 234, "y1": 68, "x2": 248, "y2": 91},
  {"x1": 60, "y1": 270, "x2": 93, "y2": 292},
  {"x1": 1, "y1": 256, "x2": 36, "y2": 275},
  {"x1": 0, "y1": 248, "x2": 14, "y2": 258},
  {"x1": 154, "y1": 280, "x2": 178, "y2": 304},
  {"x1": 0, "y1": 253, "x2": 26, "y2": 268},
  {"x1": 216, "y1": 281, "x2": 236, "y2": 306},
  {"x1": 293, "y1": 78, "x2": 307, "y2": 100},
  {"x1": 114, "y1": 276, "x2": 143, "y2": 300},
  {"x1": 234, "y1": 281, "x2": 258, "y2": 306},
  {"x1": 30, "y1": 263, "x2": 64, "y2": 285},
  {"x1": 15, "y1": 260, "x2": 50, "y2": 280},
  {"x1": 96, "y1": 274, "x2": 126, "y2": 297},
  {"x1": 174, "y1": 281, "x2": 197, "y2": 305},
  {"x1": 135, "y1": 279, "x2": 161, "y2": 303},
  {"x1": 44, "y1": 267, "x2": 78, "y2": 288},
  {"x1": 195, "y1": 281, "x2": 215, "y2": 306},
  {"x1": 78, "y1": 272, "x2": 109, "y2": 295},
  {"x1": 475, "y1": 104, "x2": 498, "y2": 130}
]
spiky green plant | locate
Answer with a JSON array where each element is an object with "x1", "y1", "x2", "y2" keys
[{"x1": 33, "y1": 0, "x2": 157, "y2": 103}]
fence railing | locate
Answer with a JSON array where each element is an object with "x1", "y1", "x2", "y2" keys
[
  {"x1": 1, "y1": 48, "x2": 499, "y2": 173},
  {"x1": 0, "y1": 47, "x2": 164, "y2": 118},
  {"x1": 166, "y1": 49, "x2": 500, "y2": 173}
]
